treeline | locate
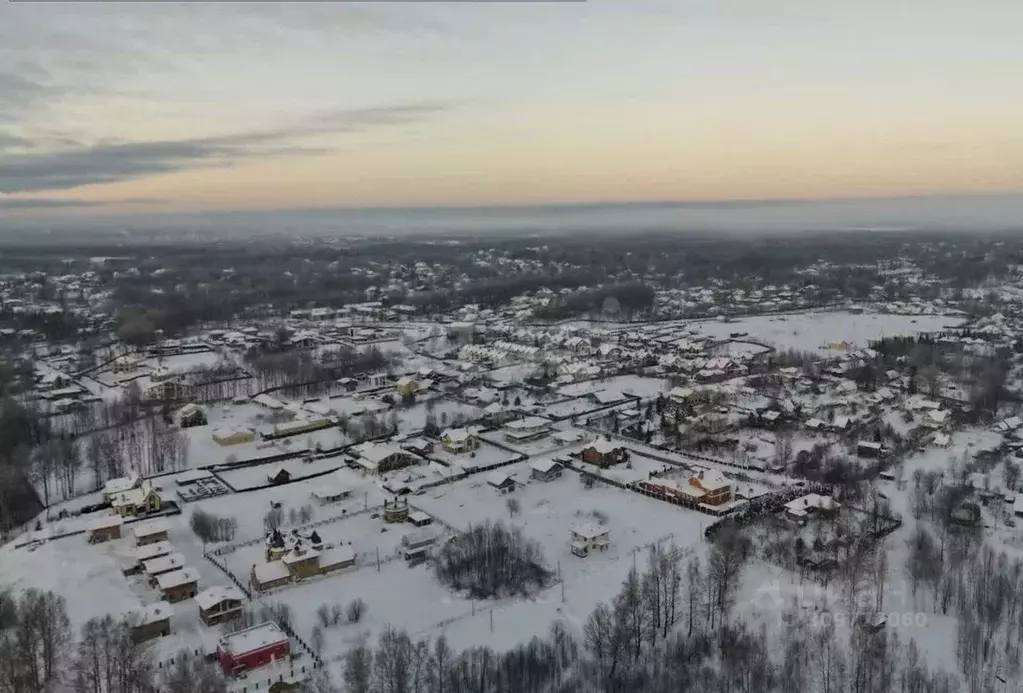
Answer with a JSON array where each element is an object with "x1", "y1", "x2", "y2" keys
[
  {"x1": 246, "y1": 346, "x2": 390, "y2": 394},
  {"x1": 0, "y1": 588, "x2": 225, "y2": 693},
  {"x1": 533, "y1": 283, "x2": 656, "y2": 321}
]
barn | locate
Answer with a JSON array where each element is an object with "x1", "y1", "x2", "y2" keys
[{"x1": 216, "y1": 622, "x2": 291, "y2": 675}]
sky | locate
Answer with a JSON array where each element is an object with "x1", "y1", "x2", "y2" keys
[{"x1": 1, "y1": 0, "x2": 1023, "y2": 227}]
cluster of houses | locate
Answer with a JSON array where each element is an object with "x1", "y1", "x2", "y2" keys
[{"x1": 249, "y1": 529, "x2": 356, "y2": 592}]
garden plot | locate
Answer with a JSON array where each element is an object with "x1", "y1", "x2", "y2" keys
[
  {"x1": 215, "y1": 456, "x2": 347, "y2": 492},
  {"x1": 427, "y1": 439, "x2": 519, "y2": 473},
  {"x1": 395, "y1": 398, "x2": 481, "y2": 433},
  {"x1": 693, "y1": 310, "x2": 964, "y2": 352}
]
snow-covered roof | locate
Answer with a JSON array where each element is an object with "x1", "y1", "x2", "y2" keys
[
  {"x1": 252, "y1": 561, "x2": 290, "y2": 584},
  {"x1": 784, "y1": 493, "x2": 840, "y2": 513},
  {"x1": 143, "y1": 553, "x2": 186, "y2": 576},
  {"x1": 485, "y1": 471, "x2": 513, "y2": 487},
  {"x1": 587, "y1": 438, "x2": 619, "y2": 455},
  {"x1": 357, "y1": 442, "x2": 406, "y2": 465},
  {"x1": 134, "y1": 541, "x2": 173, "y2": 562},
  {"x1": 155, "y1": 567, "x2": 200, "y2": 590},
  {"x1": 504, "y1": 416, "x2": 551, "y2": 431},
  {"x1": 531, "y1": 458, "x2": 562, "y2": 474},
  {"x1": 319, "y1": 546, "x2": 356, "y2": 568},
  {"x1": 696, "y1": 470, "x2": 729, "y2": 492},
  {"x1": 571, "y1": 522, "x2": 609, "y2": 539},
  {"x1": 195, "y1": 585, "x2": 245, "y2": 611},
  {"x1": 132, "y1": 520, "x2": 168, "y2": 539},
  {"x1": 442, "y1": 428, "x2": 471, "y2": 443},
  {"x1": 128, "y1": 601, "x2": 171, "y2": 626},
  {"x1": 103, "y1": 476, "x2": 139, "y2": 496},
  {"x1": 311, "y1": 484, "x2": 350, "y2": 501},
  {"x1": 218, "y1": 622, "x2": 289, "y2": 657},
  {"x1": 282, "y1": 546, "x2": 320, "y2": 565}
]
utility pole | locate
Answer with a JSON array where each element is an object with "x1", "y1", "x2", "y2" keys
[
  {"x1": 376, "y1": 547, "x2": 380, "y2": 572},
  {"x1": 490, "y1": 610, "x2": 494, "y2": 633}
]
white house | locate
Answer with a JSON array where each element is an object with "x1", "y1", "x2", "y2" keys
[{"x1": 570, "y1": 523, "x2": 610, "y2": 557}]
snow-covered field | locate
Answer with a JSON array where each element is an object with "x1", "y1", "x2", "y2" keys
[
  {"x1": 693, "y1": 310, "x2": 965, "y2": 351},
  {"x1": 204, "y1": 461, "x2": 712, "y2": 661}
]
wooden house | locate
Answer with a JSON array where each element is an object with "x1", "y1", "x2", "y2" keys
[
  {"x1": 196, "y1": 585, "x2": 246, "y2": 626},
  {"x1": 530, "y1": 458, "x2": 564, "y2": 482},
  {"x1": 111, "y1": 482, "x2": 162, "y2": 517},
  {"x1": 581, "y1": 439, "x2": 626, "y2": 468},
  {"x1": 441, "y1": 428, "x2": 478, "y2": 454},
  {"x1": 267, "y1": 467, "x2": 292, "y2": 486},
  {"x1": 128, "y1": 601, "x2": 172, "y2": 643},
  {"x1": 250, "y1": 561, "x2": 291, "y2": 593},
  {"x1": 156, "y1": 567, "x2": 200, "y2": 603},
  {"x1": 88, "y1": 515, "x2": 123, "y2": 543},
  {"x1": 133, "y1": 520, "x2": 169, "y2": 546},
  {"x1": 282, "y1": 544, "x2": 321, "y2": 580}
]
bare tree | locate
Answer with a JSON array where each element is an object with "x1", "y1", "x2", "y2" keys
[
  {"x1": 161, "y1": 650, "x2": 226, "y2": 693},
  {"x1": 343, "y1": 639, "x2": 373, "y2": 693},
  {"x1": 347, "y1": 598, "x2": 367, "y2": 624}
]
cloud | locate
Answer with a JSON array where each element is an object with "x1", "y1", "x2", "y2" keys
[
  {"x1": 0, "y1": 198, "x2": 106, "y2": 210},
  {"x1": 0, "y1": 101, "x2": 458, "y2": 194},
  {"x1": 0, "y1": 132, "x2": 33, "y2": 152}
]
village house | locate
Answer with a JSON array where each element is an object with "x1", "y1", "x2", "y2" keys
[
  {"x1": 352, "y1": 442, "x2": 418, "y2": 474},
  {"x1": 267, "y1": 467, "x2": 292, "y2": 485},
  {"x1": 111, "y1": 481, "x2": 163, "y2": 517},
  {"x1": 485, "y1": 471, "x2": 516, "y2": 495},
  {"x1": 570, "y1": 523, "x2": 610, "y2": 557},
  {"x1": 856, "y1": 441, "x2": 887, "y2": 459},
  {"x1": 88, "y1": 514, "x2": 123, "y2": 543},
  {"x1": 216, "y1": 622, "x2": 291, "y2": 675},
  {"x1": 784, "y1": 493, "x2": 840, "y2": 523},
  {"x1": 281, "y1": 543, "x2": 321, "y2": 580},
  {"x1": 156, "y1": 567, "x2": 200, "y2": 602},
  {"x1": 126, "y1": 540, "x2": 172, "y2": 574},
  {"x1": 127, "y1": 601, "x2": 172, "y2": 643},
  {"x1": 175, "y1": 403, "x2": 207, "y2": 428},
  {"x1": 441, "y1": 427, "x2": 478, "y2": 454},
  {"x1": 401, "y1": 530, "x2": 438, "y2": 561},
  {"x1": 310, "y1": 484, "x2": 351, "y2": 505},
  {"x1": 395, "y1": 377, "x2": 420, "y2": 396},
  {"x1": 581, "y1": 438, "x2": 627, "y2": 468},
  {"x1": 250, "y1": 561, "x2": 292, "y2": 592},
  {"x1": 408, "y1": 510, "x2": 433, "y2": 527},
  {"x1": 689, "y1": 470, "x2": 732, "y2": 505},
  {"x1": 143, "y1": 552, "x2": 187, "y2": 584},
  {"x1": 102, "y1": 475, "x2": 142, "y2": 503},
  {"x1": 133, "y1": 520, "x2": 169, "y2": 546},
  {"x1": 503, "y1": 416, "x2": 553, "y2": 443},
  {"x1": 531, "y1": 458, "x2": 564, "y2": 482},
  {"x1": 211, "y1": 427, "x2": 256, "y2": 446}
]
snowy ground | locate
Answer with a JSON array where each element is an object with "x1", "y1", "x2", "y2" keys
[
  {"x1": 235, "y1": 463, "x2": 714, "y2": 662},
  {"x1": 692, "y1": 310, "x2": 965, "y2": 352}
]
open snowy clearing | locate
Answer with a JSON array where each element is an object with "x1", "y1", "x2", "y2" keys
[{"x1": 693, "y1": 310, "x2": 965, "y2": 352}]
